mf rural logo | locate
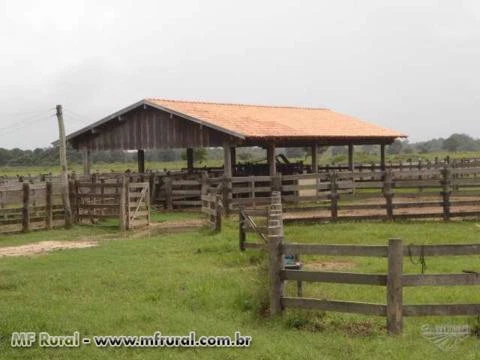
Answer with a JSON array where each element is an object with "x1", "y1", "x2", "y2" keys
[{"x1": 420, "y1": 324, "x2": 474, "y2": 352}]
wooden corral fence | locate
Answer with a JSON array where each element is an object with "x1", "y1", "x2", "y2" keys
[
  {"x1": 223, "y1": 166, "x2": 480, "y2": 223},
  {"x1": 0, "y1": 182, "x2": 66, "y2": 233},
  {"x1": 239, "y1": 207, "x2": 268, "y2": 250},
  {"x1": 72, "y1": 176, "x2": 150, "y2": 231},
  {"x1": 200, "y1": 193, "x2": 222, "y2": 232},
  {"x1": 315, "y1": 156, "x2": 480, "y2": 173},
  {"x1": 264, "y1": 194, "x2": 480, "y2": 335}
]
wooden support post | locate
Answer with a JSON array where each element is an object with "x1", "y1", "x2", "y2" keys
[
  {"x1": 380, "y1": 144, "x2": 386, "y2": 171},
  {"x1": 46, "y1": 182, "x2": 53, "y2": 229},
  {"x1": 268, "y1": 191, "x2": 284, "y2": 316},
  {"x1": 239, "y1": 209, "x2": 246, "y2": 251},
  {"x1": 119, "y1": 176, "x2": 127, "y2": 232},
  {"x1": 164, "y1": 176, "x2": 173, "y2": 210},
  {"x1": 441, "y1": 166, "x2": 452, "y2": 221},
  {"x1": 348, "y1": 144, "x2": 354, "y2": 171},
  {"x1": 267, "y1": 143, "x2": 276, "y2": 176},
  {"x1": 186, "y1": 148, "x2": 194, "y2": 173},
  {"x1": 22, "y1": 182, "x2": 30, "y2": 233},
  {"x1": 329, "y1": 171, "x2": 338, "y2": 222},
  {"x1": 311, "y1": 144, "x2": 318, "y2": 173},
  {"x1": 230, "y1": 147, "x2": 236, "y2": 171},
  {"x1": 83, "y1": 148, "x2": 91, "y2": 175},
  {"x1": 223, "y1": 141, "x2": 232, "y2": 177},
  {"x1": 383, "y1": 170, "x2": 394, "y2": 220},
  {"x1": 387, "y1": 238, "x2": 403, "y2": 335},
  {"x1": 137, "y1": 149, "x2": 145, "y2": 173}
]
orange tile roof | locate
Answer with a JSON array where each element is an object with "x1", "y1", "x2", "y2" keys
[{"x1": 146, "y1": 98, "x2": 406, "y2": 139}]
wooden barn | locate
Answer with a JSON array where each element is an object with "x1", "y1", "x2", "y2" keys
[{"x1": 65, "y1": 99, "x2": 406, "y2": 175}]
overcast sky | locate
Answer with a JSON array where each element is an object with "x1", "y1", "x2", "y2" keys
[{"x1": 1, "y1": 0, "x2": 479, "y2": 149}]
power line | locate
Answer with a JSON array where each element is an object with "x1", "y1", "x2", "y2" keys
[
  {"x1": 0, "y1": 110, "x2": 54, "y2": 132},
  {"x1": 64, "y1": 108, "x2": 95, "y2": 124},
  {"x1": 0, "y1": 113, "x2": 54, "y2": 136}
]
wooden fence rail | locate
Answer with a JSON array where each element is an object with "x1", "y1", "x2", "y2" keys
[
  {"x1": 0, "y1": 182, "x2": 66, "y2": 234},
  {"x1": 265, "y1": 194, "x2": 480, "y2": 335}
]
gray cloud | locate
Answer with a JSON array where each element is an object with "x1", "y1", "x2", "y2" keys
[{"x1": 1, "y1": 0, "x2": 479, "y2": 149}]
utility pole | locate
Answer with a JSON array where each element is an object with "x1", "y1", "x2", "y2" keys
[{"x1": 56, "y1": 105, "x2": 72, "y2": 228}]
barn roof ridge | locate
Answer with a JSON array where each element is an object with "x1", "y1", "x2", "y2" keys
[{"x1": 146, "y1": 98, "x2": 331, "y2": 111}]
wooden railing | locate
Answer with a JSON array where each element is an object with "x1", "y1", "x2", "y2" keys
[
  {"x1": 264, "y1": 194, "x2": 480, "y2": 335},
  {"x1": 0, "y1": 182, "x2": 66, "y2": 233}
]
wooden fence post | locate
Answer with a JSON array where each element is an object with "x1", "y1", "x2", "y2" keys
[
  {"x1": 214, "y1": 194, "x2": 222, "y2": 232},
  {"x1": 223, "y1": 177, "x2": 231, "y2": 215},
  {"x1": 46, "y1": 182, "x2": 53, "y2": 229},
  {"x1": 164, "y1": 176, "x2": 173, "y2": 210},
  {"x1": 268, "y1": 191, "x2": 284, "y2": 316},
  {"x1": 74, "y1": 180, "x2": 80, "y2": 223},
  {"x1": 22, "y1": 182, "x2": 30, "y2": 233},
  {"x1": 68, "y1": 180, "x2": 76, "y2": 224},
  {"x1": 383, "y1": 170, "x2": 394, "y2": 220},
  {"x1": 239, "y1": 208, "x2": 246, "y2": 251},
  {"x1": 200, "y1": 171, "x2": 208, "y2": 196},
  {"x1": 271, "y1": 174, "x2": 282, "y2": 193},
  {"x1": 387, "y1": 238, "x2": 403, "y2": 335},
  {"x1": 149, "y1": 173, "x2": 156, "y2": 204},
  {"x1": 441, "y1": 166, "x2": 452, "y2": 221},
  {"x1": 329, "y1": 171, "x2": 338, "y2": 222},
  {"x1": 119, "y1": 176, "x2": 127, "y2": 232}
]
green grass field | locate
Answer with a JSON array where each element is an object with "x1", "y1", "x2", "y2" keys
[{"x1": 0, "y1": 215, "x2": 479, "y2": 359}]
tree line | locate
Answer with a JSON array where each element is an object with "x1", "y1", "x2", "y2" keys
[{"x1": 0, "y1": 133, "x2": 479, "y2": 167}]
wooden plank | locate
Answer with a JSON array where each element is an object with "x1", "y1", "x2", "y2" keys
[
  {"x1": 171, "y1": 180, "x2": 201, "y2": 186},
  {"x1": 77, "y1": 214, "x2": 118, "y2": 219},
  {"x1": 281, "y1": 297, "x2": 387, "y2": 316},
  {"x1": 76, "y1": 183, "x2": 120, "y2": 189},
  {"x1": 403, "y1": 273, "x2": 480, "y2": 286},
  {"x1": 403, "y1": 243, "x2": 480, "y2": 256},
  {"x1": 283, "y1": 243, "x2": 388, "y2": 257},
  {"x1": 79, "y1": 204, "x2": 120, "y2": 209},
  {"x1": 403, "y1": 304, "x2": 480, "y2": 316},
  {"x1": 128, "y1": 182, "x2": 149, "y2": 188},
  {"x1": 281, "y1": 270, "x2": 387, "y2": 285},
  {"x1": 243, "y1": 208, "x2": 268, "y2": 216},
  {"x1": 75, "y1": 193, "x2": 120, "y2": 198},
  {"x1": 170, "y1": 189, "x2": 201, "y2": 196},
  {"x1": 172, "y1": 200, "x2": 201, "y2": 206}
]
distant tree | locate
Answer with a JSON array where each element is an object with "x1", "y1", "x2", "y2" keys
[
  {"x1": 387, "y1": 140, "x2": 404, "y2": 155},
  {"x1": 180, "y1": 148, "x2": 207, "y2": 163},
  {"x1": 194, "y1": 148, "x2": 207, "y2": 163},
  {"x1": 285, "y1": 147, "x2": 306, "y2": 159},
  {"x1": 443, "y1": 133, "x2": 478, "y2": 152}
]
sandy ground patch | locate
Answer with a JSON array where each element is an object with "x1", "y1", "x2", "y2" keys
[
  {"x1": 303, "y1": 260, "x2": 356, "y2": 271},
  {"x1": 0, "y1": 219, "x2": 205, "y2": 258},
  {"x1": 0, "y1": 240, "x2": 97, "y2": 257}
]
